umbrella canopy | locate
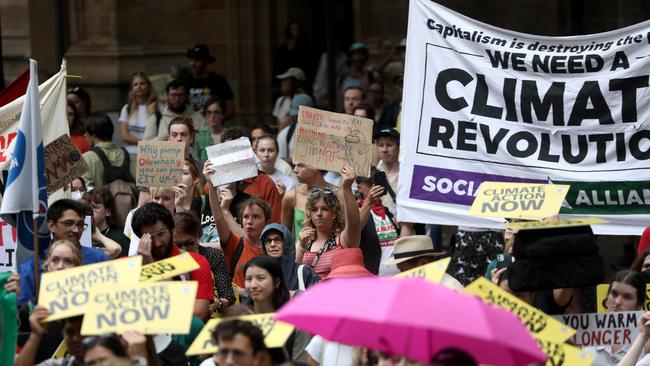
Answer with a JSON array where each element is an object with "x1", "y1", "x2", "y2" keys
[{"x1": 275, "y1": 276, "x2": 545, "y2": 366}]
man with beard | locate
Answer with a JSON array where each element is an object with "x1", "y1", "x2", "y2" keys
[
  {"x1": 132, "y1": 202, "x2": 214, "y2": 319},
  {"x1": 143, "y1": 79, "x2": 206, "y2": 141}
]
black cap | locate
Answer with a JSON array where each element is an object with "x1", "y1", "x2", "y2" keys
[
  {"x1": 373, "y1": 128, "x2": 400, "y2": 140},
  {"x1": 186, "y1": 44, "x2": 215, "y2": 63}
]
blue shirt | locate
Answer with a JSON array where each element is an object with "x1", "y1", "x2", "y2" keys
[{"x1": 18, "y1": 246, "x2": 109, "y2": 306}]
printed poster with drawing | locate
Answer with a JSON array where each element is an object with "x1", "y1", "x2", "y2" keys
[
  {"x1": 206, "y1": 137, "x2": 258, "y2": 187},
  {"x1": 293, "y1": 106, "x2": 373, "y2": 177}
]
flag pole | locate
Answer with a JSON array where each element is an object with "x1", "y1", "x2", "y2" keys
[{"x1": 33, "y1": 218, "x2": 39, "y2": 299}]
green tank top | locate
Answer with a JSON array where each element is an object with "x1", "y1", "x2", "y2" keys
[{"x1": 293, "y1": 208, "x2": 306, "y2": 241}]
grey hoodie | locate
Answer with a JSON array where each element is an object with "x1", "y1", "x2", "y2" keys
[{"x1": 260, "y1": 223, "x2": 320, "y2": 290}]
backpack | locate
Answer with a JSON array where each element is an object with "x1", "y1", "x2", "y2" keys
[{"x1": 92, "y1": 146, "x2": 136, "y2": 230}]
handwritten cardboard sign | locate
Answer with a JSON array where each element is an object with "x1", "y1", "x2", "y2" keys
[
  {"x1": 186, "y1": 313, "x2": 294, "y2": 355},
  {"x1": 553, "y1": 311, "x2": 641, "y2": 348},
  {"x1": 39, "y1": 256, "x2": 142, "y2": 321},
  {"x1": 0, "y1": 219, "x2": 17, "y2": 272},
  {"x1": 140, "y1": 253, "x2": 200, "y2": 282},
  {"x1": 464, "y1": 277, "x2": 574, "y2": 342},
  {"x1": 506, "y1": 217, "x2": 607, "y2": 231},
  {"x1": 293, "y1": 106, "x2": 373, "y2": 177},
  {"x1": 206, "y1": 137, "x2": 258, "y2": 187},
  {"x1": 44, "y1": 134, "x2": 89, "y2": 193},
  {"x1": 136, "y1": 141, "x2": 184, "y2": 187},
  {"x1": 81, "y1": 281, "x2": 197, "y2": 335},
  {"x1": 469, "y1": 182, "x2": 570, "y2": 220},
  {"x1": 394, "y1": 257, "x2": 450, "y2": 284},
  {"x1": 596, "y1": 284, "x2": 650, "y2": 313}
]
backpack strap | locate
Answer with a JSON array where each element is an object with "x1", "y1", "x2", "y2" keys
[
  {"x1": 286, "y1": 122, "x2": 297, "y2": 150},
  {"x1": 228, "y1": 237, "x2": 245, "y2": 280},
  {"x1": 92, "y1": 146, "x2": 113, "y2": 183},
  {"x1": 155, "y1": 110, "x2": 163, "y2": 133}
]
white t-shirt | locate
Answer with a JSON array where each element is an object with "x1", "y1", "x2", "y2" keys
[
  {"x1": 119, "y1": 104, "x2": 150, "y2": 154},
  {"x1": 305, "y1": 335, "x2": 356, "y2": 366},
  {"x1": 277, "y1": 124, "x2": 296, "y2": 161},
  {"x1": 272, "y1": 95, "x2": 292, "y2": 119}
]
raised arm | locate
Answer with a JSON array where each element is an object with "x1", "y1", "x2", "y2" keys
[
  {"x1": 204, "y1": 161, "x2": 233, "y2": 248},
  {"x1": 339, "y1": 165, "x2": 361, "y2": 248},
  {"x1": 281, "y1": 188, "x2": 297, "y2": 230},
  {"x1": 359, "y1": 185, "x2": 385, "y2": 229}
]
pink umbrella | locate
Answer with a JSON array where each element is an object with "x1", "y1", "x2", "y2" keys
[{"x1": 275, "y1": 276, "x2": 545, "y2": 366}]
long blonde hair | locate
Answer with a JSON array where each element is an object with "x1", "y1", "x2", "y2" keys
[
  {"x1": 43, "y1": 240, "x2": 82, "y2": 269},
  {"x1": 127, "y1": 72, "x2": 157, "y2": 116}
]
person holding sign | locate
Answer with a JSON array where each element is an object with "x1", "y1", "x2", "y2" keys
[
  {"x1": 132, "y1": 202, "x2": 215, "y2": 320},
  {"x1": 255, "y1": 135, "x2": 298, "y2": 197},
  {"x1": 295, "y1": 165, "x2": 361, "y2": 278},
  {"x1": 18, "y1": 200, "x2": 109, "y2": 306},
  {"x1": 14, "y1": 240, "x2": 82, "y2": 365},
  {"x1": 204, "y1": 158, "x2": 271, "y2": 287},
  {"x1": 585, "y1": 270, "x2": 647, "y2": 365}
]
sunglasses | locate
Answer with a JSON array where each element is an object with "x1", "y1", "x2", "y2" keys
[
  {"x1": 309, "y1": 187, "x2": 336, "y2": 197},
  {"x1": 174, "y1": 239, "x2": 197, "y2": 248}
]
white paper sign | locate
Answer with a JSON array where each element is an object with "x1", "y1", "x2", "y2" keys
[
  {"x1": 0, "y1": 219, "x2": 17, "y2": 272},
  {"x1": 207, "y1": 137, "x2": 258, "y2": 187}
]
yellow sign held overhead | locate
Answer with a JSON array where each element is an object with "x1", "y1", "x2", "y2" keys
[
  {"x1": 506, "y1": 217, "x2": 607, "y2": 231},
  {"x1": 140, "y1": 253, "x2": 199, "y2": 282},
  {"x1": 39, "y1": 256, "x2": 142, "y2": 322},
  {"x1": 394, "y1": 257, "x2": 450, "y2": 284},
  {"x1": 469, "y1": 182, "x2": 570, "y2": 220},
  {"x1": 81, "y1": 281, "x2": 197, "y2": 335},
  {"x1": 186, "y1": 313, "x2": 294, "y2": 356},
  {"x1": 464, "y1": 277, "x2": 574, "y2": 342}
]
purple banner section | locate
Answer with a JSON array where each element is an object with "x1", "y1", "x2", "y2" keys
[{"x1": 409, "y1": 165, "x2": 545, "y2": 206}]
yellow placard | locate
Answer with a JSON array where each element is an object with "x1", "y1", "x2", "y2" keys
[
  {"x1": 596, "y1": 284, "x2": 650, "y2": 313},
  {"x1": 140, "y1": 253, "x2": 199, "y2": 282},
  {"x1": 469, "y1": 182, "x2": 570, "y2": 220},
  {"x1": 39, "y1": 256, "x2": 142, "y2": 322},
  {"x1": 506, "y1": 217, "x2": 607, "y2": 231},
  {"x1": 80, "y1": 281, "x2": 197, "y2": 335},
  {"x1": 186, "y1": 313, "x2": 294, "y2": 356},
  {"x1": 464, "y1": 277, "x2": 574, "y2": 342},
  {"x1": 535, "y1": 338, "x2": 593, "y2": 366},
  {"x1": 52, "y1": 341, "x2": 69, "y2": 359},
  {"x1": 394, "y1": 257, "x2": 450, "y2": 284}
]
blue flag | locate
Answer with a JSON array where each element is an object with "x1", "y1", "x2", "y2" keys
[{"x1": 0, "y1": 59, "x2": 50, "y2": 261}]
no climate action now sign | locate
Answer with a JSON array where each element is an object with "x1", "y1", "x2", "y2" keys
[{"x1": 398, "y1": 0, "x2": 650, "y2": 234}]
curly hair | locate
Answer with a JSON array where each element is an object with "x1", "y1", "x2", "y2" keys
[{"x1": 302, "y1": 188, "x2": 345, "y2": 234}]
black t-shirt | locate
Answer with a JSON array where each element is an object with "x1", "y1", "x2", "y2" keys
[{"x1": 185, "y1": 72, "x2": 234, "y2": 111}]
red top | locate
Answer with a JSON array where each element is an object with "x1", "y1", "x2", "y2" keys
[
  {"x1": 169, "y1": 245, "x2": 214, "y2": 301},
  {"x1": 302, "y1": 243, "x2": 344, "y2": 279},
  {"x1": 70, "y1": 133, "x2": 90, "y2": 154},
  {"x1": 223, "y1": 233, "x2": 264, "y2": 287},
  {"x1": 637, "y1": 226, "x2": 650, "y2": 255}
]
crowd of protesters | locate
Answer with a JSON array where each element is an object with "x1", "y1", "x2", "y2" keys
[{"x1": 3, "y1": 24, "x2": 650, "y2": 366}]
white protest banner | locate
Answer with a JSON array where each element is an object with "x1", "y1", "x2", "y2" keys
[
  {"x1": 553, "y1": 311, "x2": 641, "y2": 348},
  {"x1": 207, "y1": 137, "x2": 258, "y2": 187},
  {"x1": 292, "y1": 106, "x2": 373, "y2": 177},
  {"x1": 398, "y1": 0, "x2": 650, "y2": 234},
  {"x1": 0, "y1": 61, "x2": 69, "y2": 173},
  {"x1": 0, "y1": 219, "x2": 16, "y2": 272}
]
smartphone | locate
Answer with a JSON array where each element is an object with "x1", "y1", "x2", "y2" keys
[
  {"x1": 372, "y1": 170, "x2": 390, "y2": 197},
  {"x1": 496, "y1": 253, "x2": 513, "y2": 270}
]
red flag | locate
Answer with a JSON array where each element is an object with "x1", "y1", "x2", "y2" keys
[{"x1": 0, "y1": 69, "x2": 29, "y2": 107}]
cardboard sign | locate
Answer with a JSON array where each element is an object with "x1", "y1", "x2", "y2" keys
[
  {"x1": 506, "y1": 217, "x2": 607, "y2": 231},
  {"x1": 469, "y1": 182, "x2": 570, "y2": 220},
  {"x1": 464, "y1": 277, "x2": 574, "y2": 342},
  {"x1": 293, "y1": 106, "x2": 373, "y2": 177},
  {"x1": 206, "y1": 137, "x2": 258, "y2": 187},
  {"x1": 186, "y1": 313, "x2": 294, "y2": 356},
  {"x1": 140, "y1": 253, "x2": 200, "y2": 282},
  {"x1": 39, "y1": 256, "x2": 142, "y2": 322},
  {"x1": 596, "y1": 284, "x2": 650, "y2": 313},
  {"x1": 81, "y1": 281, "x2": 197, "y2": 335},
  {"x1": 553, "y1": 311, "x2": 641, "y2": 348},
  {"x1": 535, "y1": 338, "x2": 593, "y2": 366},
  {"x1": 136, "y1": 141, "x2": 185, "y2": 187},
  {"x1": 394, "y1": 257, "x2": 450, "y2": 284},
  {"x1": 44, "y1": 134, "x2": 89, "y2": 193},
  {"x1": 52, "y1": 341, "x2": 70, "y2": 359},
  {"x1": 0, "y1": 219, "x2": 17, "y2": 272}
]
